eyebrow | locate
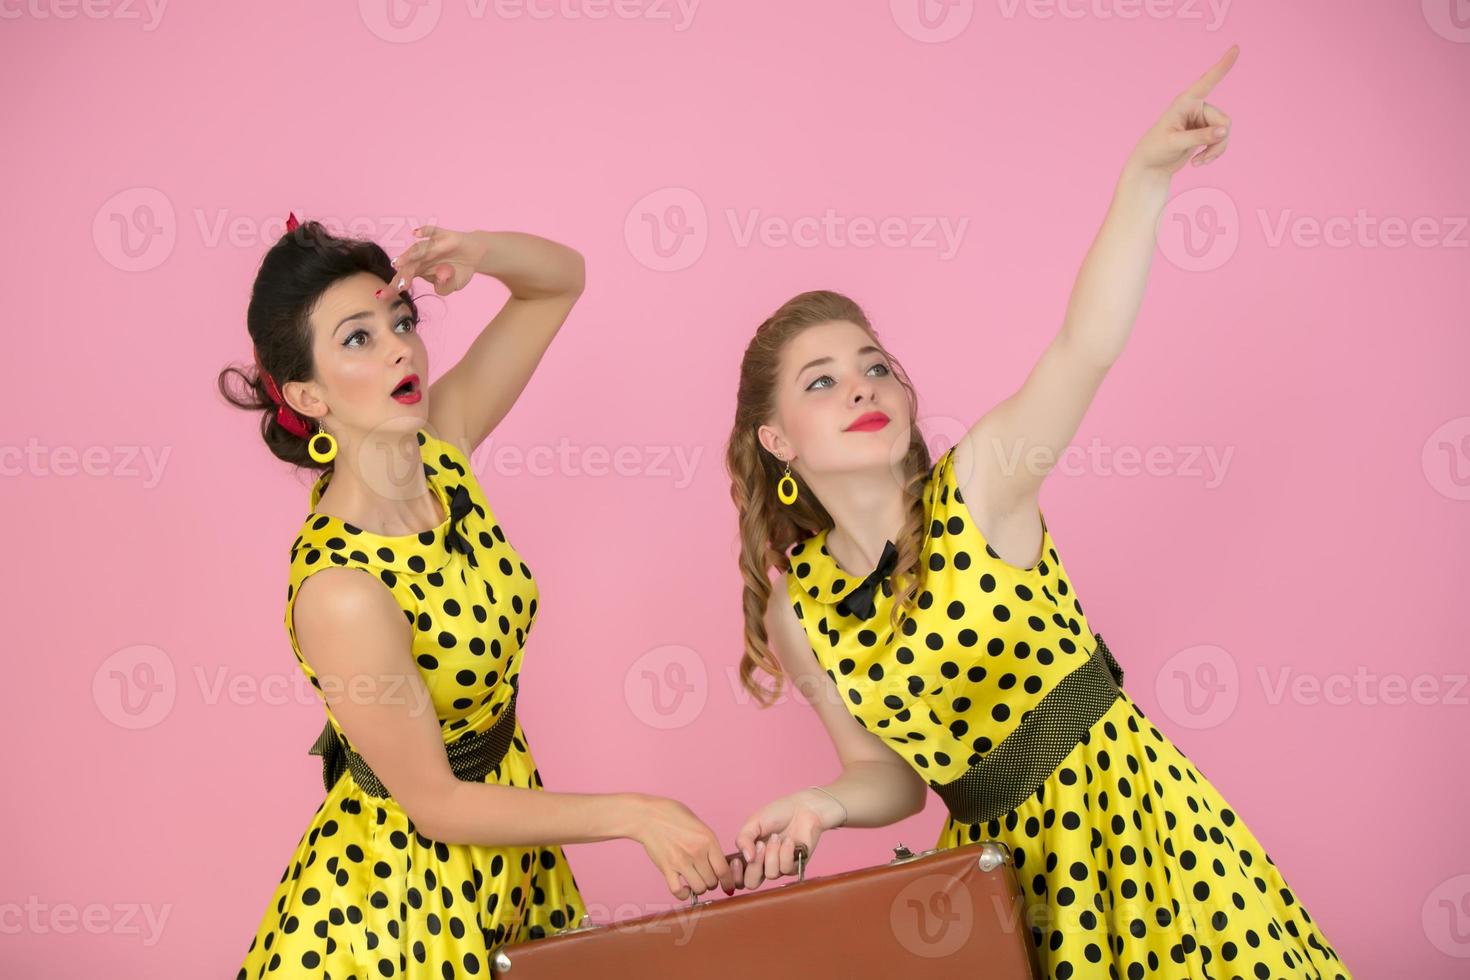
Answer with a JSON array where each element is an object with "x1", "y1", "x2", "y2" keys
[
  {"x1": 796, "y1": 345, "x2": 883, "y2": 379},
  {"x1": 334, "y1": 297, "x2": 410, "y2": 338}
]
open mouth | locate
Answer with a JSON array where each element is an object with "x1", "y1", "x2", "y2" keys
[{"x1": 391, "y1": 375, "x2": 420, "y2": 399}]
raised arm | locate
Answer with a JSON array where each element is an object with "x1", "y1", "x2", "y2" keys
[
  {"x1": 956, "y1": 46, "x2": 1239, "y2": 524},
  {"x1": 388, "y1": 226, "x2": 586, "y2": 456}
]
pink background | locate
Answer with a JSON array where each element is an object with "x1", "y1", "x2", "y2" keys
[{"x1": 5, "y1": 1, "x2": 1468, "y2": 976}]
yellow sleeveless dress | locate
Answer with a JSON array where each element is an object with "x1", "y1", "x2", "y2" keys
[
  {"x1": 784, "y1": 446, "x2": 1352, "y2": 980},
  {"x1": 238, "y1": 428, "x2": 587, "y2": 979}
]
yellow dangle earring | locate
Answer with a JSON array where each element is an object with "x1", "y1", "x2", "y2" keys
[
  {"x1": 308, "y1": 420, "x2": 338, "y2": 464},
  {"x1": 776, "y1": 458, "x2": 799, "y2": 506}
]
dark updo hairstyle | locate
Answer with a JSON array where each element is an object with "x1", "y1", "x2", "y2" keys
[{"x1": 217, "y1": 219, "x2": 420, "y2": 470}]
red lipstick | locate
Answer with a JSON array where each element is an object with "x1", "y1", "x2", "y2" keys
[
  {"x1": 391, "y1": 374, "x2": 421, "y2": 404},
  {"x1": 845, "y1": 411, "x2": 889, "y2": 432}
]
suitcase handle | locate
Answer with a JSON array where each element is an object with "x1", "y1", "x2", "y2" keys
[{"x1": 690, "y1": 844, "x2": 809, "y2": 907}]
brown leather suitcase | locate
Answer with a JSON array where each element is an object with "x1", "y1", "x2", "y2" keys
[{"x1": 489, "y1": 839, "x2": 1042, "y2": 978}]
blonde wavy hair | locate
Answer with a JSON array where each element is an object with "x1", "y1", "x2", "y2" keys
[{"x1": 725, "y1": 289, "x2": 934, "y2": 707}]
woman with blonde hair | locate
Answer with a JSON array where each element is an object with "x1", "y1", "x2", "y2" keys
[{"x1": 722, "y1": 47, "x2": 1352, "y2": 978}]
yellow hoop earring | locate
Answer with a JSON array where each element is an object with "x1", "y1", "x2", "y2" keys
[
  {"x1": 777, "y1": 459, "x2": 798, "y2": 506},
  {"x1": 308, "y1": 423, "x2": 338, "y2": 464}
]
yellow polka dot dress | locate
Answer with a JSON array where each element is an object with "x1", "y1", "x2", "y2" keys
[
  {"x1": 238, "y1": 429, "x2": 587, "y2": 979},
  {"x1": 784, "y1": 446, "x2": 1353, "y2": 980}
]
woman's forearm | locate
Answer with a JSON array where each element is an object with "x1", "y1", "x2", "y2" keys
[
  {"x1": 471, "y1": 230, "x2": 586, "y2": 300},
  {"x1": 424, "y1": 783, "x2": 641, "y2": 848},
  {"x1": 805, "y1": 760, "x2": 930, "y2": 830},
  {"x1": 1060, "y1": 161, "x2": 1172, "y2": 366}
]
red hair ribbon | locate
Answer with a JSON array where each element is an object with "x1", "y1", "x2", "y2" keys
[
  {"x1": 252, "y1": 346, "x2": 311, "y2": 438},
  {"x1": 249, "y1": 212, "x2": 311, "y2": 438}
]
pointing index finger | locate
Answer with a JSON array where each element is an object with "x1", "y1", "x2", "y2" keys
[{"x1": 1182, "y1": 44, "x2": 1239, "y2": 102}]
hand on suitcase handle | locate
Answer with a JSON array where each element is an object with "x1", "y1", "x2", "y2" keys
[
  {"x1": 730, "y1": 790, "x2": 833, "y2": 891},
  {"x1": 624, "y1": 793, "x2": 739, "y2": 901}
]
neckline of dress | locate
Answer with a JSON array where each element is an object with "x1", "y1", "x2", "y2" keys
[{"x1": 305, "y1": 429, "x2": 452, "y2": 542}]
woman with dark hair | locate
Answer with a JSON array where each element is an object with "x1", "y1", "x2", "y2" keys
[
  {"x1": 720, "y1": 48, "x2": 1353, "y2": 978},
  {"x1": 222, "y1": 217, "x2": 736, "y2": 978}
]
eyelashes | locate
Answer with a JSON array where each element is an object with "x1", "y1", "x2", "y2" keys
[
  {"x1": 806, "y1": 362, "x2": 891, "y2": 391},
  {"x1": 345, "y1": 315, "x2": 419, "y2": 348}
]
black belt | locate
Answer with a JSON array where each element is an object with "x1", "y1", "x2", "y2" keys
[
  {"x1": 932, "y1": 633, "x2": 1124, "y2": 826},
  {"x1": 307, "y1": 691, "x2": 519, "y2": 798}
]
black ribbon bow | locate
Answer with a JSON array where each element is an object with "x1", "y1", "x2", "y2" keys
[
  {"x1": 443, "y1": 485, "x2": 475, "y2": 558},
  {"x1": 838, "y1": 538, "x2": 899, "y2": 620}
]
